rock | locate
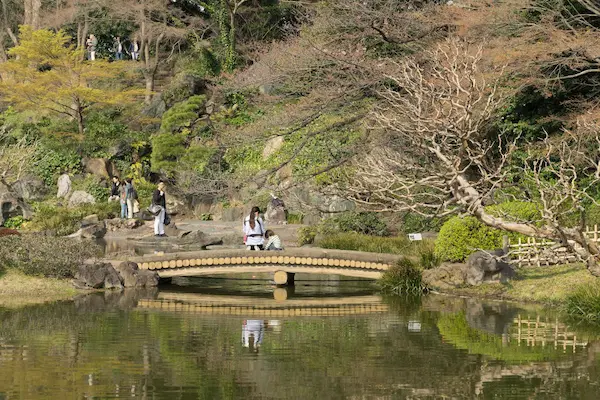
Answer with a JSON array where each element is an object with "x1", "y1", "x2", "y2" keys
[
  {"x1": 0, "y1": 182, "x2": 33, "y2": 226},
  {"x1": 75, "y1": 263, "x2": 111, "y2": 289},
  {"x1": 68, "y1": 190, "x2": 96, "y2": 208},
  {"x1": 166, "y1": 193, "x2": 187, "y2": 215},
  {"x1": 82, "y1": 214, "x2": 100, "y2": 226},
  {"x1": 222, "y1": 207, "x2": 245, "y2": 222},
  {"x1": 79, "y1": 221, "x2": 107, "y2": 239},
  {"x1": 103, "y1": 267, "x2": 124, "y2": 290},
  {"x1": 178, "y1": 230, "x2": 223, "y2": 247},
  {"x1": 105, "y1": 218, "x2": 144, "y2": 232},
  {"x1": 465, "y1": 249, "x2": 515, "y2": 286},
  {"x1": 143, "y1": 93, "x2": 167, "y2": 118},
  {"x1": 263, "y1": 136, "x2": 285, "y2": 159},
  {"x1": 82, "y1": 158, "x2": 111, "y2": 179},
  {"x1": 114, "y1": 262, "x2": 159, "y2": 287},
  {"x1": 265, "y1": 196, "x2": 288, "y2": 224},
  {"x1": 422, "y1": 263, "x2": 468, "y2": 290},
  {"x1": 57, "y1": 174, "x2": 72, "y2": 198},
  {"x1": 12, "y1": 177, "x2": 47, "y2": 201},
  {"x1": 0, "y1": 228, "x2": 20, "y2": 237},
  {"x1": 114, "y1": 261, "x2": 139, "y2": 287},
  {"x1": 327, "y1": 196, "x2": 355, "y2": 213}
]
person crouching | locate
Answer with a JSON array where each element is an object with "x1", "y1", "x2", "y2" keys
[
  {"x1": 265, "y1": 230, "x2": 283, "y2": 251},
  {"x1": 243, "y1": 206, "x2": 265, "y2": 250}
]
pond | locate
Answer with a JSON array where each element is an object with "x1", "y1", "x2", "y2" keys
[{"x1": 1, "y1": 277, "x2": 600, "y2": 399}]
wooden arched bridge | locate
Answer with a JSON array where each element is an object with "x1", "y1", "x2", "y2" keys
[
  {"x1": 126, "y1": 248, "x2": 400, "y2": 283},
  {"x1": 137, "y1": 292, "x2": 389, "y2": 317}
]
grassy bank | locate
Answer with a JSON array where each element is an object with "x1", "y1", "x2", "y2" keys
[
  {"x1": 0, "y1": 269, "x2": 79, "y2": 308},
  {"x1": 439, "y1": 264, "x2": 596, "y2": 305}
]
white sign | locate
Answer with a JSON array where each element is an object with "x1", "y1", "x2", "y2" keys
[
  {"x1": 408, "y1": 321, "x2": 422, "y2": 332},
  {"x1": 408, "y1": 233, "x2": 423, "y2": 241}
]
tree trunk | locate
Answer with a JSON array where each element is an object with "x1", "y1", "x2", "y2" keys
[
  {"x1": 23, "y1": 0, "x2": 41, "y2": 29},
  {"x1": 0, "y1": 0, "x2": 18, "y2": 46},
  {"x1": 144, "y1": 72, "x2": 154, "y2": 104}
]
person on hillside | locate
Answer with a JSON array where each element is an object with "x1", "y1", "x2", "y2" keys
[
  {"x1": 125, "y1": 178, "x2": 137, "y2": 219},
  {"x1": 243, "y1": 206, "x2": 265, "y2": 250},
  {"x1": 109, "y1": 176, "x2": 121, "y2": 202},
  {"x1": 87, "y1": 34, "x2": 98, "y2": 60},
  {"x1": 119, "y1": 180, "x2": 127, "y2": 219},
  {"x1": 129, "y1": 39, "x2": 139, "y2": 61},
  {"x1": 265, "y1": 230, "x2": 283, "y2": 251},
  {"x1": 152, "y1": 182, "x2": 167, "y2": 237},
  {"x1": 113, "y1": 36, "x2": 123, "y2": 60}
]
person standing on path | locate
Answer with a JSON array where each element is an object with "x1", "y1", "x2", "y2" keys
[
  {"x1": 125, "y1": 178, "x2": 136, "y2": 219},
  {"x1": 243, "y1": 206, "x2": 265, "y2": 250},
  {"x1": 152, "y1": 182, "x2": 167, "y2": 237},
  {"x1": 119, "y1": 179, "x2": 127, "y2": 219},
  {"x1": 113, "y1": 36, "x2": 123, "y2": 60},
  {"x1": 129, "y1": 39, "x2": 139, "y2": 61},
  {"x1": 87, "y1": 34, "x2": 98, "y2": 60}
]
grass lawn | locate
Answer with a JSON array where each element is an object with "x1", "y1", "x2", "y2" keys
[
  {"x1": 446, "y1": 264, "x2": 597, "y2": 305},
  {"x1": 0, "y1": 269, "x2": 79, "y2": 308}
]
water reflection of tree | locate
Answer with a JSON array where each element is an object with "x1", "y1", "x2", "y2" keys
[{"x1": 2, "y1": 294, "x2": 600, "y2": 398}]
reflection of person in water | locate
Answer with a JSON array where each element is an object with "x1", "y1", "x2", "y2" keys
[{"x1": 242, "y1": 320, "x2": 265, "y2": 352}]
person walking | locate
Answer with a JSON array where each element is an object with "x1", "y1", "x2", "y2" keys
[
  {"x1": 113, "y1": 36, "x2": 123, "y2": 60},
  {"x1": 243, "y1": 206, "x2": 265, "y2": 250},
  {"x1": 152, "y1": 182, "x2": 167, "y2": 237},
  {"x1": 125, "y1": 178, "x2": 136, "y2": 219}
]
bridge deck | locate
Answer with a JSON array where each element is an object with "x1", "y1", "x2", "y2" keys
[{"x1": 128, "y1": 248, "x2": 401, "y2": 279}]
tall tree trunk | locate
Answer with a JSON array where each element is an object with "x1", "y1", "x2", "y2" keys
[
  {"x1": 23, "y1": 0, "x2": 41, "y2": 29},
  {"x1": 0, "y1": 0, "x2": 18, "y2": 46}
]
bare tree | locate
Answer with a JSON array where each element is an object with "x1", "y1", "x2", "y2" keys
[
  {"x1": 0, "y1": 129, "x2": 37, "y2": 187},
  {"x1": 345, "y1": 38, "x2": 600, "y2": 275}
]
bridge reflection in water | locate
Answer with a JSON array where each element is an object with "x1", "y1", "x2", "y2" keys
[{"x1": 136, "y1": 291, "x2": 389, "y2": 318}]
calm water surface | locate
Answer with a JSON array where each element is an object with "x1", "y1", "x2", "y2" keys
[{"x1": 1, "y1": 277, "x2": 600, "y2": 399}]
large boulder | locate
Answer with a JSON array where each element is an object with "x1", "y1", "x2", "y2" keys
[
  {"x1": 57, "y1": 174, "x2": 72, "y2": 198},
  {"x1": 263, "y1": 136, "x2": 285, "y2": 159},
  {"x1": 68, "y1": 190, "x2": 96, "y2": 208},
  {"x1": 82, "y1": 158, "x2": 112, "y2": 179},
  {"x1": 178, "y1": 230, "x2": 223, "y2": 247},
  {"x1": 103, "y1": 267, "x2": 124, "y2": 290},
  {"x1": 74, "y1": 263, "x2": 114, "y2": 289},
  {"x1": 166, "y1": 192, "x2": 187, "y2": 215},
  {"x1": 12, "y1": 176, "x2": 47, "y2": 201},
  {"x1": 465, "y1": 249, "x2": 515, "y2": 286},
  {"x1": 79, "y1": 221, "x2": 107, "y2": 239},
  {"x1": 265, "y1": 196, "x2": 287, "y2": 225},
  {"x1": 114, "y1": 262, "x2": 159, "y2": 288},
  {"x1": 105, "y1": 218, "x2": 144, "y2": 232},
  {"x1": 222, "y1": 207, "x2": 245, "y2": 222},
  {"x1": 422, "y1": 263, "x2": 468, "y2": 290},
  {"x1": 0, "y1": 182, "x2": 33, "y2": 225}
]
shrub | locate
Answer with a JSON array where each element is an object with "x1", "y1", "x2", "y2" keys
[
  {"x1": 160, "y1": 95, "x2": 206, "y2": 134},
  {"x1": 0, "y1": 235, "x2": 101, "y2": 278},
  {"x1": 24, "y1": 202, "x2": 120, "y2": 236},
  {"x1": 564, "y1": 282, "x2": 600, "y2": 323},
  {"x1": 72, "y1": 175, "x2": 108, "y2": 202},
  {"x1": 379, "y1": 258, "x2": 428, "y2": 295},
  {"x1": 321, "y1": 212, "x2": 389, "y2": 237},
  {"x1": 297, "y1": 226, "x2": 318, "y2": 246},
  {"x1": 435, "y1": 202, "x2": 538, "y2": 262},
  {"x1": 419, "y1": 245, "x2": 442, "y2": 270},
  {"x1": 150, "y1": 133, "x2": 187, "y2": 175},
  {"x1": 2, "y1": 216, "x2": 24, "y2": 229},
  {"x1": 287, "y1": 212, "x2": 304, "y2": 224}
]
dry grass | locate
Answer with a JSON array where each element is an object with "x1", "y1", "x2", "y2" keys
[
  {"x1": 448, "y1": 264, "x2": 597, "y2": 305},
  {"x1": 0, "y1": 269, "x2": 79, "y2": 309}
]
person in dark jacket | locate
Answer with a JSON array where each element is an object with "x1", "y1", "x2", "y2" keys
[
  {"x1": 109, "y1": 176, "x2": 121, "y2": 201},
  {"x1": 152, "y1": 182, "x2": 167, "y2": 236}
]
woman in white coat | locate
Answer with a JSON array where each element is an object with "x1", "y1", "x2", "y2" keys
[{"x1": 243, "y1": 206, "x2": 265, "y2": 250}]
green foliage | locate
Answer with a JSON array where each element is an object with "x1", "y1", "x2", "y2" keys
[
  {"x1": 2, "y1": 216, "x2": 24, "y2": 229},
  {"x1": 287, "y1": 212, "x2": 304, "y2": 224},
  {"x1": 72, "y1": 175, "x2": 108, "y2": 202},
  {"x1": 133, "y1": 179, "x2": 157, "y2": 208},
  {"x1": 419, "y1": 247, "x2": 442, "y2": 270},
  {"x1": 435, "y1": 216, "x2": 504, "y2": 262},
  {"x1": 180, "y1": 143, "x2": 217, "y2": 173},
  {"x1": 33, "y1": 144, "x2": 82, "y2": 186},
  {"x1": 435, "y1": 202, "x2": 539, "y2": 262},
  {"x1": 321, "y1": 212, "x2": 389, "y2": 236},
  {"x1": 564, "y1": 282, "x2": 600, "y2": 323},
  {"x1": 160, "y1": 95, "x2": 206, "y2": 134},
  {"x1": 398, "y1": 212, "x2": 447, "y2": 234},
  {"x1": 379, "y1": 258, "x2": 427, "y2": 295},
  {"x1": 297, "y1": 226, "x2": 318, "y2": 246},
  {"x1": 316, "y1": 232, "x2": 435, "y2": 257},
  {"x1": 80, "y1": 110, "x2": 134, "y2": 158},
  {"x1": 0, "y1": 235, "x2": 100, "y2": 278},
  {"x1": 24, "y1": 202, "x2": 120, "y2": 236},
  {"x1": 150, "y1": 133, "x2": 187, "y2": 175}
]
